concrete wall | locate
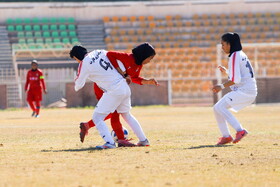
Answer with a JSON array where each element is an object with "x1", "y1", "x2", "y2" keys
[
  {"x1": 0, "y1": 85, "x2": 7, "y2": 109},
  {"x1": 66, "y1": 80, "x2": 169, "y2": 107},
  {"x1": 0, "y1": 0, "x2": 280, "y2": 22}
]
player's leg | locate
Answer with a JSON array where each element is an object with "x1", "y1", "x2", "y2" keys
[
  {"x1": 111, "y1": 111, "x2": 135, "y2": 147},
  {"x1": 79, "y1": 113, "x2": 112, "y2": 143},
  {"x1": 93, "y1": 90, "x2": 125, "y2": 148},
  {"x1": 120, "y1": 112, "x2": 149, "y2": 146},
  {"x1": 34, "y1": 91, "x2": 42, "y2": 117},
  {"x1": 111, "y1": 111, "x2": 124, "y2": 140},
  {"x1": 28, "y1": 100, "x2": 36, "y2": 115},
  {"x1": 87, "y1": 113, "x2": 112, "y2": 128},
  {"x1": 34, "y1": 100, "x2": 41, "y2": 117},
  {"x1": 27, "y1": 91, "x2": 36, "y2": 116},
  {"x1": 92, "y1": 112, "x2": 116, "y2": 149},
  {"x1": 213, "y1": 98, "x2": 233, "y2": 145}
]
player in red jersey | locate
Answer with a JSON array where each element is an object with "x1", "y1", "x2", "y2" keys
[
  {"x1": 80, "y1": 43, "x2": 158, "y2": 147},
  {"x1": 24, "y1": 60, "x2": 47, "y2": 118}
]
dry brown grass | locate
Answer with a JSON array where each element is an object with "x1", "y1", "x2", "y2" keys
[{"x1": 0, "y1": 105, "x2": 280, "y2": 187}]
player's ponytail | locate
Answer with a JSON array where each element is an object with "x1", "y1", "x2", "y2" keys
[
  {"x1": 69, "y1": 45, "x2": 88, "y2": 61},
  {"x1": 132, "y1": 42, "x2": 156, "y2": 65},
  {"x1": 221, "y1": 32, "x2": 242, "y2": 55}
]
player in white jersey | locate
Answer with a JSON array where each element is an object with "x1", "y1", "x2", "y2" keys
[
  {"x1": 212, "y1": 32, "x2": 258, "y2": 145},
  {"x1": 70, "y1": 45, "x2": 148, "y2": 149}
]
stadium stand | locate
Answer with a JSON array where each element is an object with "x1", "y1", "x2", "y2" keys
[
  {"x1": 6, "y1": 17, "x2": 79, "y2": 50},
  {"x1": 102, "y1": 12, "x2": 280, "y2": 100}
]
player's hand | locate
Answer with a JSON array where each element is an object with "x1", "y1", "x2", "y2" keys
[
  {"x1": 147, "y1": 78, "x2": 159, "y2": 86},
  {"x1": 218, "y1": 66, "x2": 227, "y2": 74},
  {"x1": 212, "y1": 85, "x2": 222, "y2": 93},
  {"x1": 44, "y1": 89, "x2": 48, "y2": 94},
  {"x1": 125, "y1": 75, "x2": 131, "y2": 85}
]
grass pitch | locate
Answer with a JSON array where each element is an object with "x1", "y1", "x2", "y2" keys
[{"x1": 0, "y1": 105, "x2": 279, "y2": 187}]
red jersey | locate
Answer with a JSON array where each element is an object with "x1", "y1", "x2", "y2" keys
[
  {"x1": 25, "y1": 69, "x2": 46, "y2": 91},
  {"x1": 107, "y1": 51, "x2": 144, "y2": 85}
]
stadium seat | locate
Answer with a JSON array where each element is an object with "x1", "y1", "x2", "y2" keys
[
  {"x1": 71, "y1": 38, "x2": 79, "y2": 44},
  {"x1": 24, "y1": 25, "x2": 32, "y2": 31},
  {"x1": 50, "y1": 25, "x2": 58, "y2": 30},
  {"x1": 16, "y1": 25, "x2": 23, "y2": 31},
  {"x1": 27, "y1": 38, "x2": 35, "y2": 44},
  {"x1": 53, "y1": 38, "x2": 61, "y2": 43},
  {"x1": 25, "y1": 31, "x2": 33, "y2": 37},
  {"x1": 42, "y1": 25, "x2": 49, "y2": 31},
  {"x1": 68, "y1": 17, "x2": 75, "y2": 23},
  {"x1": 17, "y1": 32, "x2": 25, "y2": 38},
  {"x1": 51, "y1": 31, "x2": 59, "y2": 37},
  {"x1": 18, "y1": 38, "x2": 26, "y2": 44},
  {"x1": 6, "y1": 18, "x2": 14, "y2": 25},
  {"x1": 32, "y1": 18, "x2": 39, "y2": 24},
  {"x1": 7, "y1": 25, "x2": 15, "y2": 32},
  {"x1": 62, "y1": 38, "x2": 70, "y2": 44},
  {"x1": 15, "y1": 18, "x2": 22, "y2": 24},
  {"x1": 120, "y1": 16, "x2": 128, "y2": 22},
  {"x1": 35, "y1": 38, "x2": 44, "y2": 44},
  {"x1": 23, "y1": 18, "x2": 31, "y2": 24},
  {"x1": 60, "y1": 31, "x2": 68, "y2": 37},
  {"x1": 41, "y1": 17, "x2": 49, "y2": 24},
  {"x1": 103, "y1": 16, "x2": 110, "y2": 22},
  {"x1": 59, "y1": 25, "x2": 67, "y2": 30},
  {"x1": 68, "y1": 24, "x2": 76, "y2": 30},
  {"x1": 50, "y1": 17, "x2": 57, "y2": 24},
  {"x1": 34, "y1": 31, "x2": 42, "y2": 37},
  {"x1": 43, "y1": 31, "x2": 51, "y2": 37},
  {"x1": 69, "y1": 31, "x2": 77, "y2": 37},
  {"x1": 58, "y1": 17, "x2": 66, "y2": 23},
  {"x1": 33, "y1": 25, "x2": 41, "y2": 31},
  {"x1": 45, "y1": 38, "x2": 53, "y2": 43}
]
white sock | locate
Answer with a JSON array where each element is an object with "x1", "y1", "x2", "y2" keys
[
  {"x1": 92, "y1": 112, "x2": 115, "y2": 145},
  {"x1": 121, "y1": 112, "x2": 146, "y2": 141},
  {"x1": 213, "y1": 98, "x2": 243, "y2": 137}
]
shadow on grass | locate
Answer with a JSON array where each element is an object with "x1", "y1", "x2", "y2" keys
[
  {"x1": 41, "y1": 147, "x2": 102, "y2": 152},
  {"x1": 7, "y1": 117, "x2": 32, "y2": 120},
  {"x1": 187, "y1": 144, "x2": 233, "y2": 149}
]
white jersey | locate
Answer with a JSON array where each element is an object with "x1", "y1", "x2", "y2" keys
[
  {"x1": 227, "y1": 50, "x2": 257, "y2": 96},
  {"x1": 74, "y1": 50, "x2": 124, "y2": 92}
]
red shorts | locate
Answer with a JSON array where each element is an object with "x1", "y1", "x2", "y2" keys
[{"x1": 27, "y1": 89, "x2": 42, "y2": 102}]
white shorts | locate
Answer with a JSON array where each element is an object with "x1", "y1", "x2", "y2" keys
[
  {"x1": 95, "y1": 80, "x2": 131, "y2": 114},
  {"x1": 221, "y1": 90, "x2": 256, "y2": 112}
]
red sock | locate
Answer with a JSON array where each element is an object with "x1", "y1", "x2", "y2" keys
[
  {"x1": 28, "y1": 100, "x2": 36, "y2": 112},
  {"x1": 111, "y1": 111, "x2": 125, "y2": 140},
  {"x1": 87, "y1": 120, "x2": 95, "y2": 128}
]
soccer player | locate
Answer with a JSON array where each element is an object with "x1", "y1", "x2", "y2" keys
[
  {"x1": 70, "y1": 45, "x2": 150, "y2": 149},
  {"x1": 25, "y1": 60, "x2": 47, "y2": 118},
  {"x1": 212, "y1": 32, "x2": 257, "y2": 145},
  {"x1": 80, "y1": 43, "x2": 158, "y2": 147}
]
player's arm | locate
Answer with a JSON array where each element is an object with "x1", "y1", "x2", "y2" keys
[
  {"x1": 74, "y1": 62, "x2": 89, "y2": 92},
  {"x1": 24, "y1": 72, "x2": 30, "y2": 92},
  {"x1": 213, "y1": 53, "x2": 241, "y2": 93},
  {"x1": 141, "y1": 78, "x2": 159, "y2": 86},
  {"x1": 39, "y1": 72, "x2": 47, "y2": 94},
  {"x1": 107, "y1": 51, "x2": 132, "y2": 84},
  {"x1": 107, "y1": 51, "x2": 126, "y2": 77},
  {"x1": 212, "y1": 81, "x2": 235, "y2": 93}
]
